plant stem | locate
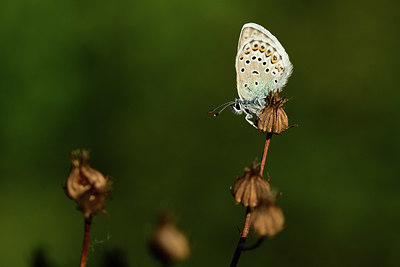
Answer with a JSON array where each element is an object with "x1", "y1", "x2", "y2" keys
[
  {"x1": 80, "y1": 216, "x2": 92, "y2": 267},
  {"x1": 230, "y1": 133, "x2": 273, "y2": 266},
  {"x1": 260, "y1": 133, "x2": 272, "y2": 176},
  {"x1": 230, "y1": 207, "x2": 251, "y2": 267},
  {"x1": 243, "y1": 237, "x2": 265, "y2": 251}
]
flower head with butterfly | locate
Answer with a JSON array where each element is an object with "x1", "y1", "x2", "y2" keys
[{"x1": 209, "y1": 23, "x2": 293, "y2": 134}]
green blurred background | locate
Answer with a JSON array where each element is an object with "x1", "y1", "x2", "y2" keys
[{"x1": 1, "y1": 0, "x2": 399, "y2": 266}]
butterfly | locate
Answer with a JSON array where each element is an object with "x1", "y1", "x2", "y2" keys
[{"x1": 209, "y1": 23, "x2": 293, "y2": 129}]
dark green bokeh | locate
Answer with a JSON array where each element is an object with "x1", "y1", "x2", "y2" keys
[{"x1": 1, "y1": 0, "x2": 399, "y2": 266}]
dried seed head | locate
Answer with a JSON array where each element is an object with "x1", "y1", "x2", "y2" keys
[
  {"x1": 257, "y1": 91, "x2": 289, "y2": 134},
  {"x1": 251, "y1": 202, "x2": 285, "y2": 238},
  {"x1": 64, "y1": 149, "x2": 110, "y2": 218},
  {"x1": 232, "y1": 163, "x2": 271, "y2": 208},
  {"x1": 149, "y1": 213, "x2": 190, "y2": 265}
]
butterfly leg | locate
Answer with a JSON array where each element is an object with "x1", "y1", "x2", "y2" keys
[
  {"x1": 245, "y1": 113, "x2": 258, "y2": 129},
  {"x1": 255, "y1": 97, "x2": 267, "y2": 108}
]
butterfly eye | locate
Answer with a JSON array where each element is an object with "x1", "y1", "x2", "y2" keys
[{"x1": 235, "y1": 103, "x2": 240, "y2": 110}]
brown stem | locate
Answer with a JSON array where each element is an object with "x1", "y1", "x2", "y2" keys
[
  {"x1": 230, "y1": 133, "x2": 273, "y2": 266},
  {"x1": 230, "y1": 207, "x2": 251, "y2": 267},
  {"x1": 80, "y1": 216, "x2": 92, "y2": 267},
  {"x1": 260, "y1": 133, "x2": 272, "y2": 176}
]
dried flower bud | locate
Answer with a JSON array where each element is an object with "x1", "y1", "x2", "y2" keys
[
  {"x1": 232, "y1": 163, "x2": 271, "y2": 208},
  {"x1": 257, "y1": 91, "x2": 289, "y2": 134},
  {"x1": 251, "y1": 202, "x2": 285, "y2": 238},
  {"x1": 149, "y1": 213, "x2": 190, "y2": 265},
  {"x1": 64, "y1": 149, "x2": 110, "y2": 218}
]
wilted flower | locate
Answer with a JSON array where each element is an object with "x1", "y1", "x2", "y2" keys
[
  {"x1": 257, "y1": 91, "x2": 289, "y2": 134},
  {"x1": 250, "y1": 202, "x2": 285, "y2": 238},
  {"x1": 149, "y1": 213, "x2": 190, "y2": 265},
  {"x1": 232, "y1": 162, "x2": 271, "y2": 208},
  {"x1": 64, "y1": 149, "x2": 110, "y2": 218}
]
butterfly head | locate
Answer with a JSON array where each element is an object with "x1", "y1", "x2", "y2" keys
[{"x1": 208, "y1": 99, "x2": 243, "y2": 117}]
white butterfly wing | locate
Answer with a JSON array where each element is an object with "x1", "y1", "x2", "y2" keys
[{"x1": 235, "y1": 23, "x2": 293, "y2": 102}]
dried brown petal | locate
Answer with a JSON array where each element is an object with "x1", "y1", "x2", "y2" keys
[
  {"x1": 81, "y1": 164, "x2": 108, "y2": 190},
  {"x1": 257, "y1": 91, "x2": 289, "y2": 134},
  {"x1": 66, "y1": 166, "x2": 91, "y2": 200},
  {"x1": 64, "y1": 149, "x2": 110, "y2": 218},
  {"x1": 232, "y1": 163, "x2": 271, "y2": 208},
  {"x1": 251, "y1": 203, "x2": 285, "y2": 238},
  {"x1": 149, "y1": 214, "x2": 190, "y2": 264}
]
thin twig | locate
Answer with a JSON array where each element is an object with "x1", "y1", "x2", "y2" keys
[
  {"x1": 80, "y1": 216, "x2": 92, "y2": 267},
  {"x1": 260, "y1": 133, "x2": 272, "y2": 176},
  {"x1": 230, "y1": 133, "x2": 273, "y2": 266},
  {"x1": 230, "y1": 207, "x2": 251, "y2": 267},
  {"x1": 243, "y1": 237, "x2": 265, "y2": 251}
]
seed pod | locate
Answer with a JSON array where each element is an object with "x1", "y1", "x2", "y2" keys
[
  {"x1": 149, "y1": 213, "x2": 190, "y2": 265},
  {"x1": 251, "y1": 202, "x2": 285, "y2": 238},
  {"x1": 232, "y1": 163, "x2": 271, "y2": 208},
  {"x1": 257, "y1": 91, "x2": 289, "y2": 134},
  {"x1": 64, "y1": 149, "x2": 110, "y2": 218}
]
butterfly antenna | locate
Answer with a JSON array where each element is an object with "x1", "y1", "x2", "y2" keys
[{"x1": 207, "y1": 101, "x2": 235, "y2": 117}]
